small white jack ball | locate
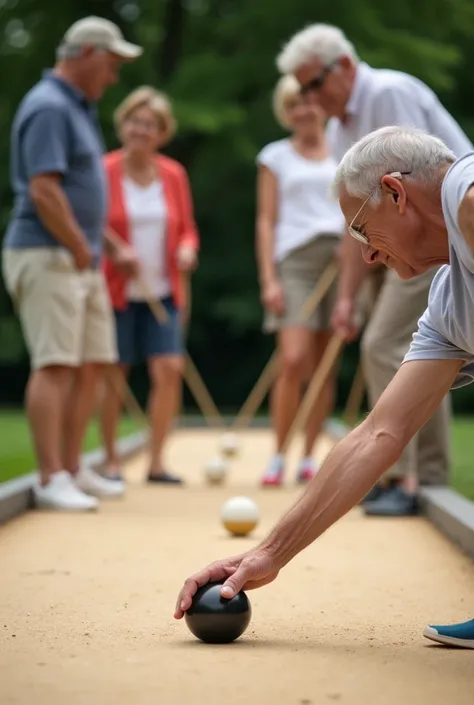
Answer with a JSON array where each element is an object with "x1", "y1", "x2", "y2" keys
[
  {"x1": 204, "y1": 456, "x2": 228, "y2": 485},
  {"x1": 221, "y1": 496, "x2": 259, "y2": 537},
  {"x1": 219, "y1": 432, "x2": 239, "y2": 458}
]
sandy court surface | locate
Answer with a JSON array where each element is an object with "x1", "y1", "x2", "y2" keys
[{"x1": 0, "y1": 428, "x2": 473, "y2": 705}]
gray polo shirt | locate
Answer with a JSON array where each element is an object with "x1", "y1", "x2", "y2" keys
[
  {"x1": 3, "y1": 70, "x2": 107, "y2": 262},
  {"x1": 403, "y1": 152, "x2": 474, "y2": 388}
]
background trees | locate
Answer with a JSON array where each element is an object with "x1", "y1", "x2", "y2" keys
[{"x1": 2, "y1": 0, "x2": 474, "y2": 413}]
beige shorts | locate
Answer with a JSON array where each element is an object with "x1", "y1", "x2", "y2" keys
[
  {"x1": 264, "y1": 234, "x2": 340, "y2": 333},
  {"x1": 2, "y1": 248, "x2": 117, "y2": 370}
]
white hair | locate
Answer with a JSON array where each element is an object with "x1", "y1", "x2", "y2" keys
[
  {"x1": 276, "y1": 24, "x2": 358, "y2": 75},
  {"x1": 332, "y1": 126, "x2": 456, "y2": 204}
]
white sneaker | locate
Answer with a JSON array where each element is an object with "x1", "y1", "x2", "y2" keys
[
  {"x1": 75, "y1": 465, "x2": 125, "y2": 498},
  {"x1": 34, "y1": 471, "x2": 99, "y2": 512}
]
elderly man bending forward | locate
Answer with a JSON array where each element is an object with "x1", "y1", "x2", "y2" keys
[{"x1": 174, "y1": 126, "x2": 474, "y2": 649}]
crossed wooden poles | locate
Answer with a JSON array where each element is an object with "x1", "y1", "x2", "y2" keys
[{"x1": 107, "y1": 254, "x2": 369, "y2": 454}]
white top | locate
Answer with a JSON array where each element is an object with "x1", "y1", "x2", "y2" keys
[
  {"x1": 326, "y1": 62, "x2": 473, "y2": 163},
  {"x1": 404, "y1": 151, "x2": 474, "y2": 389},
  {"x1": 122, "y1": 177, "x2": 171, "y2": 301},
  {"x1": 256, "y1": 138, "x2": 345, "y2": 262}
]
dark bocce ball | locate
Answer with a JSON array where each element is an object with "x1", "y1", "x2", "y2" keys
[{"x1": 184, "y1": 581, "x2": 252, "y2": 644}]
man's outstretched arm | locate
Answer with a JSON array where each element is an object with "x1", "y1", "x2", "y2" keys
[
  {"x1": 260, "y1": 357, "x2": 461, "y2": 568},
  {"x1": 175, "y1": 357, "x2": 461, "y2": 616}
]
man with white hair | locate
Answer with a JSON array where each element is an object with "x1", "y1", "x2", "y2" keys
[
  {"x1": 275, "y1": 23, "x2": 473, "y2": 516},
  {"x1": 2, "y1": 17, "x2": 142, "y2": 511},
  {"x1": 174, "y1": 126, "x2": 474, "y2": 649}
]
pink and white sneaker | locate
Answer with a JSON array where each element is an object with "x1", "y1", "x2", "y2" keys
[
  {"x1": 296, "y1": 457, "x2": 318, "y2": 483},
  {"x1": 260, "y1": 455, "x2": 285, "y2": 487}
]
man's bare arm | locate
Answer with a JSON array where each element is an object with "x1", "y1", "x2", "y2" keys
[
  {"x1": 260, "y1": 358, "x2": 461, "y2": 568},
  {"x1": 174, "y1": 356, "x2": 461, "y2": 612}
]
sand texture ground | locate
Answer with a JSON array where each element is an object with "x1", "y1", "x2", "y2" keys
[{"x1": 1, "y1": 429, "x2": 473, "y2": 705}]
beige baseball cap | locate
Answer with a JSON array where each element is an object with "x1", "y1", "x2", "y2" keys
[{"x1": 60, "y1": 16, "x2": 143, "y2": 60}]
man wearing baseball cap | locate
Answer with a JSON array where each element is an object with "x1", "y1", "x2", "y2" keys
[
  {"x1": 2, "y1": 17, "x2": 142, "y2": 511},
  {"x1": 59, "y1": 15, "x2": 143, "y2": 61}
]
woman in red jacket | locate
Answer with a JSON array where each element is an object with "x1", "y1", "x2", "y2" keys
[{"x1": 100, "y1": 86, "x2": 199, "y2": 486}]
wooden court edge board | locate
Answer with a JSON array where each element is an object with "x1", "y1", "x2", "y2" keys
[{"x1": 419, "y1": 486, "x2": 474, "y2": 560}]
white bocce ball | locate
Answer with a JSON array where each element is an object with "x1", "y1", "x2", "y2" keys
[
  {"x1": 221, "y1": 496, "x2": 259, "y2": 537},
  {"x1": 204, "y1": 456, "x2": 228, "y2": 485},
  {"x1": 219, "y1": 432, "x2": 239, "y2": 458}
]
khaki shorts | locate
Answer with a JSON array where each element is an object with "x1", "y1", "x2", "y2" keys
[
  {"x1": 2, "y1": 248, "x2": 117, "y2": 370},
  {"x1": 264, "y1": 234, "x2": 340, "y2": 333}
]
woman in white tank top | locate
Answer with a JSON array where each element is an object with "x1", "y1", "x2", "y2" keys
[{"x1": 255, "y1": 75, "x2": 345, "y2": 487}]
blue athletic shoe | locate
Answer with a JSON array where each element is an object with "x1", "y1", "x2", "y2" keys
[{"x1": 423, "y1": 618, "x2": 474, "y2": 648}]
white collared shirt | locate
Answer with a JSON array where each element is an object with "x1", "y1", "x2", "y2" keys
[{"x1": 326, "y1": 62, "x2": 473, "y2": 162}]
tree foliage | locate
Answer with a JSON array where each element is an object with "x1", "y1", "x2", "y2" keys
[{"x1": 1, "y1": 0, "x2": 474, "y2": 411}]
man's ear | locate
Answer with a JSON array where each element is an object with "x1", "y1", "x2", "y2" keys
[
  {"x1": 338, "y1": 55, "x2": 352, "y2": 70},
  {"x1": 81, "y1": 44, "x2": 96, "y2": 59},
  {"x1": 380, "y1": 174, "x2": 406, "y2": 209}
]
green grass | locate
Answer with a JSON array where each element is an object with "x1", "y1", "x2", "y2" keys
[
  {"x1": 450, "y1": 417, "x2": 474, "y2": 501},
  {"x1": 0, "y1": 411, "x2": 472, "y2": 500},
  {"x1": 0, "y1": 410, "x2": 141, "y2": 484}
]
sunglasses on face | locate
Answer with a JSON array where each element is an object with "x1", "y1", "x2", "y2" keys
[
  {"x1": 348, "y1": 171, "x2": 412, "y2": 245},
  {"x1": 299, "y1": 61, "x2": 339, "y2": 96}
]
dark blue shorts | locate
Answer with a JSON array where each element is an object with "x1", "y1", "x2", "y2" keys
[{"x1": 113, "y1": 297, "x2": 183, "y2": 365}]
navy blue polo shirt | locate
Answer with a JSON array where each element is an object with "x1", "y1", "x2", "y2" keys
[{"x1": 4, "y1": 70, "x2": 108, "y2": 261}]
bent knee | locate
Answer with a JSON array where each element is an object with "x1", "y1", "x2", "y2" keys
[
  {"x1": 72, "y1": 362, "x2": 106, "y2": 384},
  {"x1": 33, "y1": 364, "x2": 72, "y2": 383},
  {"x1": 152, "y1": 355, "x2": 184, "y2": 382},
  {"x1": 279, "y1": 351, "x2": 307, "y2": 378}
]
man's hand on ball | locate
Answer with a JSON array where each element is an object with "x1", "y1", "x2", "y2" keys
[{"x1": 174, "y1": 548, "x2": 280, "y2": 619}]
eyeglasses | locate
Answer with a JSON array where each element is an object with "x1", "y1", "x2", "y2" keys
[
  {"x1": 125, "y1": 116, "x2": 159, "y2": 133},
  {"x1": 348, "y1": 171, "x2": 412, "y2": 245},
  {"x1": 299, "y1": 61, "x2": 338, "y2": 96}
]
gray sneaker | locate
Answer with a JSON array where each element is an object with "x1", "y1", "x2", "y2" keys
[
  {"x1": 360, "y1": 479, "x2": 397, "y2": 505},
  {"x1": 363, "y1": 486, "x2": 419, "y2": 516}
]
